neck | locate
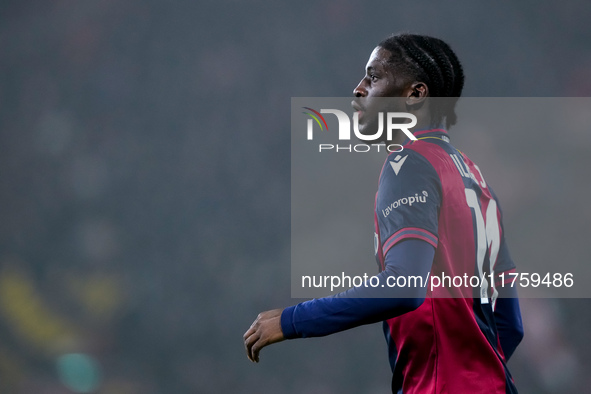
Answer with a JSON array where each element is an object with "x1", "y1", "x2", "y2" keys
[{"x1": 388, "y1": 120, "x2": 441, "y2": 145}]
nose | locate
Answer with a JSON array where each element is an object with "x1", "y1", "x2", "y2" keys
[{"x1": 353, "y1": 79, "x2": 367, "y2": 97}]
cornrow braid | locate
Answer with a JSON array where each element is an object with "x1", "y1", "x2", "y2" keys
[
  {"x1": 396, "y1": 36, "x2": 442, "y2": 97},
  {"x1": 378, "y1": 33, "x2": 465, "y2": 128},
  {"x1": 417, "y1": 36, "x2": 453, "y2": 98},
  {"x1": 415, "y1": 36, "x2": 457, "y2": 126}
]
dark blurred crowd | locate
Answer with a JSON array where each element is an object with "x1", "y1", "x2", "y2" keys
[{"x1": 1, "y1": 1, "x2": 590, "y2": 393}]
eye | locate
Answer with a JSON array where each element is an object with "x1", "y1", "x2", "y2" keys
[{"x1": 369, "y1": 74, "x2": 378, "y2": 82}]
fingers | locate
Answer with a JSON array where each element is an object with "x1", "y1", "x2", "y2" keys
[
  {"x1": 243, "y1": 315, "x2": 261, "y2": 362},
  {"x1": 244, "y1": 329, "x2": 266, "y2": 363},
  {"x1": 251, "y1": 340, "x2": 261, "y2": 363},
  {"x1": 243, "y1": 325, "x2": 256, "y2": 342},
  {"x1": 244, "y1": 309, "x2": 285, "y2": 363},
  {"x1": 244, "y1": 331, "x2": 259, "y2": 362}
]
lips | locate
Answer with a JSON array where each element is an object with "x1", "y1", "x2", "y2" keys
[
  {"x1": 351, "y1": 100, "x2": 364, "y2": 112},
  {"x1": 351, "y1": 100, "x2": 364, "y2": 120}
]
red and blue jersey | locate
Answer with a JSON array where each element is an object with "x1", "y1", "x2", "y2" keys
[
  {"x1": 281, "y1": 128, "x2": 523, "y2": 393},
  {"x1": 376, "y1": 128, "x2": 518, "y2": 393}
]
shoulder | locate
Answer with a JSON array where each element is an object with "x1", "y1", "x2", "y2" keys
[
  {"x1": 377, "y1": 147, "x2": 442, "y2": 205},
  {"x1": 408, "y1": 139, "x2": 459, "y2": 170},
  {"x1": 379, "y1": 145, "x2": 440, "y2": 187}
]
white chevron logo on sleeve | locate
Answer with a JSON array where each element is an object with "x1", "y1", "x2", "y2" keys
[{"x1": 389, "y1": 155, "x2": 408, "y2": 175}]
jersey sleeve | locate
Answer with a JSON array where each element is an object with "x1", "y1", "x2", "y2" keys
[
  {"x1": 494, "y1": 235, "x2": 516, "y2": 286},
  {"x1": 280, "y1": 239, "x2": 435, "y2": 339},
  {"x1": 377, "y1": 149, "x2": 441, "y2": 256},
  {"x1": 494, "y1": 286, "x2": 524, "y2": 360},
  {"x1": 488, "y1": 186, "x2": 517, "y2": 286}
]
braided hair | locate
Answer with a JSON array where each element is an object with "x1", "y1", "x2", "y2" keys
[{"x1": 378, "y1": 34, "x2": 464, "y2": 128}]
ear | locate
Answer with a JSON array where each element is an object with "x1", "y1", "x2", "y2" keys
[{"x1": 405, "y1": 82, "x2": 429, "y2": 105}]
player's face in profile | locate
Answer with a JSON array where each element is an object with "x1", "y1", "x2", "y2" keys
[{"x1": 352, "y1": 47, "x2": 410, "y2": 141}]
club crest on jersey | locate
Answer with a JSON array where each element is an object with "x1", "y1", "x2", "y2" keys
[{"x1": 389, "y1": 155, "x2": 408, "y2": 175}]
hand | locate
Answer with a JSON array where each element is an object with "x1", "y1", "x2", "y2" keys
[{"x1": 243, "y1": 308, "x2": 285, "y2": 363}]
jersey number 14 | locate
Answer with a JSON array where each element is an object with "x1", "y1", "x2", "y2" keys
[{"x1": 465, "y1": 188, "x2": 500, "y2": 307}]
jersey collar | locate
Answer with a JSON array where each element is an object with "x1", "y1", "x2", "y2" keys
[{"x1": 403, "y1": 127, "x2": 450, "y2": 146}]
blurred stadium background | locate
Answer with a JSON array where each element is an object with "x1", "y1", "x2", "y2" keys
[{"x1": 1, "y1": 1, "x2": 590, "y2": 393}]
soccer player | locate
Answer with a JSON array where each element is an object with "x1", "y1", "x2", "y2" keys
[{"x1": 244, "y1": 34, "x2": 524, "y2": 393}]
